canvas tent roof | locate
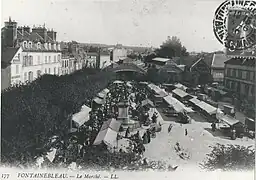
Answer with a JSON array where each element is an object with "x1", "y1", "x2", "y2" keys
[
  {"x1": 100, "y1": 118, "x2": 121, "y2": 132},
  {"x1": 93, "y1": 97, "x2": 105, "y2": 104},
  {"x1": 189, "y1": 97, "x2": 201, "y2": 105},
  {"x1": 46, "y1": 148, "x2": 57, "y2": 162},
  {"x1": 164, "y1": 95, "x2": 194, "y2": 113},
  {"x1": 113, "y1": 80, "x2": 124, "y2": 84},
  {"x1": 172, "y1": 88, "x2": 189, "y2": 98},
  {"x1": 197, "y1": 101, "x2": 217, "y2": 115},
  {"x1": 141, "y1": 99, "x2": 154, "y2": 107},
  {"x1": 72, "y1": 105, "x2": 91, "y2": 127},
  {"x1": 93, "y1": 128, "x2": 118, "y2": 146},
  {"x1": 219, "y1": 115, "x2": 240, "y2": 126},
  {"x1": 174, "y1": 83, "x2": 188, "y2": 91}
]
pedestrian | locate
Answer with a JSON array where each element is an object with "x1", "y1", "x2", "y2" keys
[
  {"x1": 168, "y1": 124, "x2": 173, "y2": 133},
  {"x1": 185, "y1": 129, "x2": 188, "y2": 136}
]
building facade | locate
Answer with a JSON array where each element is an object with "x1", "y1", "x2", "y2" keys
[
  {"x1": 211, "y1": 53, "x2": 230, "y2": 84},
  {"x1": 224, "y1": 58, "x2": 255, "y2": 102},
  {"x1": 110, "y1": 44, "x2": 127, "y2": 62},
  {"x1": 1, "y1": 18, "x2": 62, "y2": 88}
]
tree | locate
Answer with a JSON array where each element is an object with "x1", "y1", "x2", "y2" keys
[
  {"x1": 200, "y1": 143, "x2": 255, "y2": 171},
  {"x1": 156, "y1": 36, "x2": 189, "y2": 58}
]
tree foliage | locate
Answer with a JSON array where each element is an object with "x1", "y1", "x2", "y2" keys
[
  {"x1": 200, "y1": 143, "x2": 255, "y2": 171},
  {"x1": 1, "y1": 68, "x2": 115, "y2": 166},
  {"x1": 156, "y1": 36, "x2": 189, "y2": 58}
]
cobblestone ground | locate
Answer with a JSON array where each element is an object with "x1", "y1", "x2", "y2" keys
[{"x1": 142, "y1": 108, "x2": 254, "y2": 170}]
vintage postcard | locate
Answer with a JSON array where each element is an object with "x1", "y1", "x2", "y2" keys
[{"x1": 1, "y1": 0, "x2": 255, "y2": 180}]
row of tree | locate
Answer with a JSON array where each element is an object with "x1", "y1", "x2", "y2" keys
[{"x1": 1, "y1": 68, "x2": 115, "y2": 165}]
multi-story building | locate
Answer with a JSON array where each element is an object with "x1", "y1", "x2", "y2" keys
[
  {"x1": 1, "y1": 18, "x2": 62, "y2": 89},
  {"x1": 86, "y1": 52, "x2": 99, "y2": 68},
  {"x1": 110, "y1": 44, "x2": 127, "y2": 62},
  {"x1": 1, "y1": 47, "x2": 22, "y2": 90},
  {"x1": 61, "y1": 55, "x2": 75, "y2": 75},
  {"x1": 224, "y1": 57, "x2": 255, "y2": 102},
  {"x1": 211, "y1": 53, "x2": 230, "y2": 84}
]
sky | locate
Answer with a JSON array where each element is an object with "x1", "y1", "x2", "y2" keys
[{"x1": 1, "y1": 0, "x2": 225, "y2": 52}]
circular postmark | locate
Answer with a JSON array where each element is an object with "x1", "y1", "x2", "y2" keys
[{"x1": 213, "y1": 0, "x2": 256, "y2": 51}]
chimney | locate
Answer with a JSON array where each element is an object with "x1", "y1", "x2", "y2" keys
[
  {"x1": 23, "y1": 26, "x2": 30, "y2": 34},
  {"x1": 4, "y1": 17, "x2": 17, "y2": 47},
  {"x1": 32, "y1": 26, "x2": 47, "y2": 42},
  {"x1": 17, "y1": 26, "x2": 24, "y2": 37},
  {"x1": 47, "y1": 30, "x2": 57, "y2": 42}
]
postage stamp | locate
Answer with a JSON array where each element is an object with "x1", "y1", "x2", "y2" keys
[{"x1": 213, "y1": 0, "x2": 256, "y2": 52}]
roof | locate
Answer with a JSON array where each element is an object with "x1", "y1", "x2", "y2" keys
[
  {"x1": 113, "y1": 63, "x2": 146, "y2": 74},
  {"x1": 197, "y1": 101, "x2": 217, "y2": 115},
  {"x1": 160, "y1": 63, "x2": 183, "y2": 73},
  {"x1": 179, "y1": 55, "x2": 200, "y2": 67},
  {"x1": 211, "y1": 54, "x2": 230, "y2": 68},
  {"x1": 141, "y1": 99, "x2": 154, "y2": 107},
  {"x1": 224, "y1": 57, "x2": 256, "y2": 66},
  {"x1": 93, "y1": 97, "x2": 105, "y2": 104},
  {"x1": 93, "y1": 128, "x2": 118, "y2": 146},
  {"x1": 100, "y1": 118, "x2": 121, "y2": 132},
  {"x1": 174, "y1": 83, "x2": 188, "y2": 91},
  {"x1": 189, "y1": 97, "x2": 201, "y2": 105},
  {"x1": 172, "y1": 88, "x2": 189, "y2": 98},
  {"x1": 164, "y1": 95, "x2": 194, "y2": 113},
  {"x1": 72, "y1": 105, "x2": 91, "y2": 127},
  {"x1": 113, "y1": 80, "x2": 124, "y2": 84},
  {"x1": 152, "y1": 57, "x2": 171, "y2": 62},
  {"x1": 87, "y1": 52, "x2": 99, "y2": 56},
  {"x1": 220, "y1": 115, "x2": 241, "y2": 126},
  {"x1": 1, "y1": 47, "x2": 20, "y2": 66}
]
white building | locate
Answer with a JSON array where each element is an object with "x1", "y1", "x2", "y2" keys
[
  {"x1": 1, "y1": 18, "x2": 62, "y2": 85},
  {"x1": 111, "y1": 44, "x2": 127, "y2": 62}
]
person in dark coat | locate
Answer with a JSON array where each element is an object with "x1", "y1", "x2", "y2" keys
[
  {"x1": 185, "y1": 129, "x2": 188, "y2": 136},
  {"x1": 125, "y1": 127, "x2": 130, "y2": 138},
  {"x1": 147, "y1": 130, "x2": 151, "y2": 143},
  {"x1": 168, "y1": 124, "x2": 173, "y2": 133}
]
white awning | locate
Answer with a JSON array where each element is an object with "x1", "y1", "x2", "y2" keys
[
  {"x1": 172, "y1": 88, "x2": 189, "y2": 98},
  {"x1": 46, "y1": 148, "x2": 57, "y2": 162},
  {"x1": 93, "y1": 128, "x2": 118, "y2": 146},
  {"x1": 174, "y1": 83, "x2": 188, "y2": 91},
  {"x1": 219, "y1": 115, "x2": 240, "y2": 126},
  {"x1": 197, "y1": 101, "x2": 217, "y2": 115},
  {"x1": 164, "y1": 95, "x2": 194, "y2": 113},
  {"x1": 189, "y1": 97, "x2": 201, "y2": 105},
  {"x1": 93, "y1": 97, "x2": 105, "y2": 104},
  {"x1": 72, "y1": 105, "x2": 91, "y2": 127},
  {"x1": 100, "y1": 118, "x2": 121, "y2": 132},
  {"x1": 113, "y1": 80, "x2": 124, "y2": 84}
]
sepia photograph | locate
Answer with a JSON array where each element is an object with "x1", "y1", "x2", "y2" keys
[{"x1": 0, "y1": 0, "x2": 255, "y2": 179}]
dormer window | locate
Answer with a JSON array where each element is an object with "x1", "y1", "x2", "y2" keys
[
  {"x1": 28, "y1": 41, "x2": 33, "y2": 48},
  {"x1": 23, "y1": 41, "x2": 28, "y2": 48},
  {"x1": 37, "y1": 42, "x2": 41, "y2": 49},
  {"x1": 44, "y1": 43, "x2": 48, "y2": 50}
]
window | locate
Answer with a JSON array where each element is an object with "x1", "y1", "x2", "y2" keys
[
  {"x1": 54, "y1": 67, "x2": 56, "y2": 74},
  {"x1": 58, "y1": 54, "x2": 61, "y2": 61},
  {"x1": 18, "y1": 53, "x2": 20, "y2": 61},
  {"x1": 245, "y1": 71, "x2": 249, "y2": 80},
  {"x1": 37, "y1": 42, "x2": 41, "y2": 49},
  {"x1": 250, "y1": 71, "x2": 254, "y2": 81},
  {"x1": 24, "y1": 72, "x2": 27, "y2": 81},
  {"x1": 16, "y1": 65, "x2": 19, "y2": 74},
  {"x1": 45, "y1": 68, "x2": 47, "y2": 74},
  {"x1": 54, "y1": 55, "x2": 56, "y2": 62},
  {"x1": 62, "y1": 60, "x2": 65, "y2": 67},
  {"x1": 49, "y1": 56, "x2": 51, "y2": 63},
  {"x1": 37, "y1": 70, "x2": 41, "y2": 77},
  {"x1": 45, "y1": 56, "x2": 48, "y2": 63},
  {"x1": 28, "y1": 71, "x2": 33, "y2": 82},
  {"x1": 23, "y1": 41, "x2": 28, "y2": 48},
  {"x1": 37, "y1": 56, "x2": 40, "y2": 64},
  {"x1": 29, "y1": 56, "x2": 33, "y2": 66},
  {"x1": 238, "y1": 69, "x2": 242, "y2": 78},
  {"x1": 28, "y1": 42, "x2": 32, "y2": 48},
  {"x1": 48, "y1": 68, "x2": 51, "y2": 74}
]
